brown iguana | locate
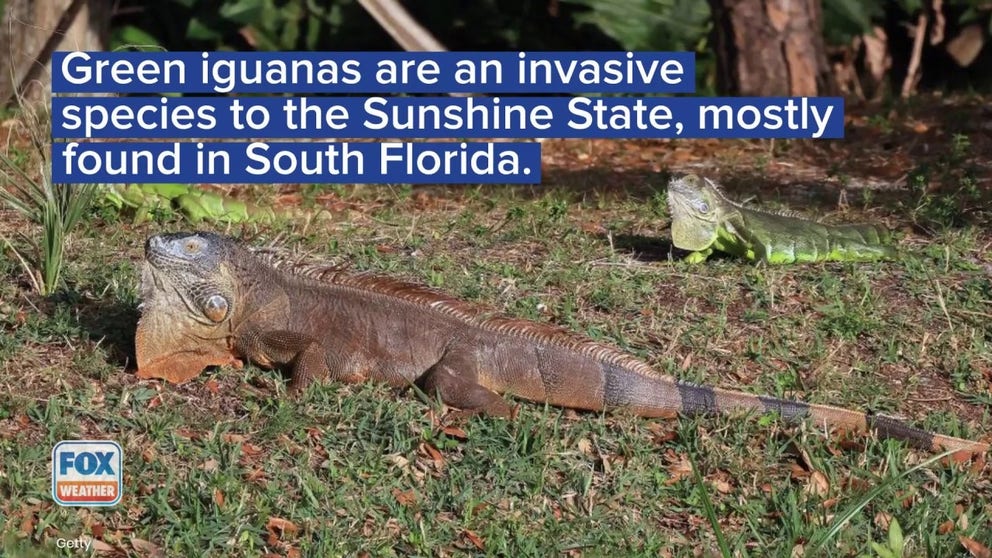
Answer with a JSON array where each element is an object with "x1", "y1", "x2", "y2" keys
[
  {"x1": 667, "y1": 174, "x2": 897, "y2": 264},
  {"x1": 135, "y1": 231, "x2": 988, "y2": 457}
]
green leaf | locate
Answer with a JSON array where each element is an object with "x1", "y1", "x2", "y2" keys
[
  {"x1": 110, "y1": 25, "x2": 162, "y2": 50},
  {"x1": 219, "y1": 0, "x2": 266, "y2": 25},
  {"x1": 888, "y1": 519, "x2": 904, "y2": 557},
  {"x1": 187, "y1": 17, "x2": 222, "y2": 41},
  {"x1": 871, "y1": 543, "x2": 896, "y2": 558}
]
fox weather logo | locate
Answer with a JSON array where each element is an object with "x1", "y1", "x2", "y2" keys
[{"x1": 51, "y1": 441, "x2": 122, "y2": 506}]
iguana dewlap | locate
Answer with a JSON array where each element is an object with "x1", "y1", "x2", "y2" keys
[
  {"x1": 135, "y1": 258, "x2": 241, "y2": 382},
  {"x1": 134, "y1": 231, "x2": 987, "y2": 457},
  {"x1": 667, "y1": 174, "x2": 897, "y2": 264}
]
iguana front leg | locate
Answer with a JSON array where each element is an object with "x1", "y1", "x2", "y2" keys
[
  {"x1": 234, "y1": 330, "x2": 349, "y2": 392},
  {"x1": 419, "y1": 351, "x2": 515, "y2": 418},
  {"x1": 683, "y1": 248, "x2": 713, "y2": 263}
]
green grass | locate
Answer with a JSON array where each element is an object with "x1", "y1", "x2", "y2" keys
[
  {"x1": 0, "y1": 108, "x2": 98, "y2": 296},
  {"x1": 2, "y1": 152, "x2": 992, "y2": 555}
]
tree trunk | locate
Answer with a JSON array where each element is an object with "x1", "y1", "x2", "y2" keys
[
  {"x1": 708, "y1": 0, "x2": 836, "y2": 96},
  {"x1": 0, "y1": 0, "x2": 110, "y2": 108}
]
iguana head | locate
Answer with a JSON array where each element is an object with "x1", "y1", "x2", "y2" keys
[
  {"x1": 135, "y1": 232, "x2": 246, "y2": 384},
  {"x1": 667, "y1": 174, "x2": 725, "y2": 251}
]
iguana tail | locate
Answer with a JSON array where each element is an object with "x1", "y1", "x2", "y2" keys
[
  {"x1": 507, "y1": 352, "x2": 987, "y2": 456},
  {"x1": 810, "y1": 222, "x2": 898, "y2": 262},
  {"x1": 673, "y1": 379, "x2": 985, "y2": 455}
]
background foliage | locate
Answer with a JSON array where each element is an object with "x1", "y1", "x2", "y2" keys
[{"x1": 109, "y1": 0, "x2": 992, "y2": 94}]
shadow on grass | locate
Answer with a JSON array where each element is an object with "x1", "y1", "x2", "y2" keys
[
  {"x1": 608, "y1": 233, "x2": 673, "y2": 263},
  {"x1": 69, "y1": 293, "x2": 139, "y2": 370}
]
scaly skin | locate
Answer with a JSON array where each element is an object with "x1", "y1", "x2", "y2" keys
[
  {"x1": 134, "y1": 232, "x2": 987, "y2": 457},
  {"x1": 667, "y1": 174, "x2": 897, "y2": 264}
]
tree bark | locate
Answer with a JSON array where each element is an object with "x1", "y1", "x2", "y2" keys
[
  {"x1": 708, "y1": 0, "x2": 836, "y2": 96},
  {"x1": 0, "y1": 0, "x2": 110, "y2": 108}
]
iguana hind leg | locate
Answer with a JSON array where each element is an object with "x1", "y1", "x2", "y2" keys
[{"x1": 418, "y1": 353, "x2": 514, "y2": 418}]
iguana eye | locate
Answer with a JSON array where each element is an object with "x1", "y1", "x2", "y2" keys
[
  {"x1": 183, "y1": 240, "x2": 200, "y2": 254},
  {"x1": 203, "y1": 295, "x2": 229, "y2": 322},
  {"x1": 697, "y1": 201, "x2": 709, "y2": 213}
]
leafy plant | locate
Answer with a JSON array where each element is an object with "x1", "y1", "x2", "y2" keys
[
  {"x1": 0, "y1": 109, "x2": 97, "y2": 295},
  {"x1": 110, "y1": 0, "x2": 389, "y2": 53},
  {"x1": 870, "y1": 518, "x2": 906, "y2": 558},
  {"x1": 562, "y1": 0, "x2": 710, "y2": 52},
  {"x1": 560, "y1": 0, "x2": 713, "y2": 90}
]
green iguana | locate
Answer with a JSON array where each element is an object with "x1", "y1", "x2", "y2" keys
[
  {"x1": 135, "y1": 232, "x2": 987, "y2": 457},
  {"x1": 667, "y1": 174, "x2": 897, "y2": 264},
  {"x1": 102, "y1": 184, "x2": 328, "y2": 225}
]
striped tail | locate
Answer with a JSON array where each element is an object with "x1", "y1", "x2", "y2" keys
[{"x1": 600, "y1": 363, "x2": 988, "y2": 457}]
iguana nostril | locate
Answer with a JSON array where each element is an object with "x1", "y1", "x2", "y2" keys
[{"x1": 144, "y1": 235, "x2": 163, "y2": 255}]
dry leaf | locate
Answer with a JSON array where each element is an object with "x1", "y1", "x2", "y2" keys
[
  {"x1": 242, "y1": 443, "x2": 263, "y2": 456},
  {"x1": 90, "y1": 523, "x2": 105, "y2": 539},
  {"x1": 463, "y1": 529, "x2": 485, "y2": 551},
  {"x1": 384, "y1": 453, "x2": 410, "y2": 469},
  {"x1": 960, "y1": 536, "x2": 992, "y2": 558},
  {"x1": 131, "y1": 537, "x2": 165, "y2": 557},
  {"x1": 649, "y1": 426, "x2": 678, "y2": 444},
  {"x1": 577, "y1": 438, "x2": 593, "y2": 455},
  {"x1": 204, "y1": 379, "x2": 220, "y2": 394},
  {"x1": 665, "y1": 455, "x2": 693, "y2": 485},
  {"x1": 266, "y1": 517, "x2": 299, "y2": 538},
  {"x1": 441, "y1": 425, "x2": 468, "y2": 440},
  {"x1": 843, "y1": 477, "x2": 871, "y2": 492},
  {"x1": 213, "y1": 489, "x2": 225, "y2": 507},
  {"x1": 874, "y1": 512, "x2": 893, "y2": 531},
  {"x1": 938, "y1": 520, "x2": 955, "y2": 535},
  {"x1": 200, "y1": 459, "x2": 218, "y2": 472},
  {"x1": 174, "y1": 428, "x2": 198, "y2": 440},
  {"x1": 805, "y1": 471, "x2": 829, "y2": 496},
  {"x1": 245, "y1": 468, "x2": 266, "y2": 482},
  {"x1": 420, "y1": 442, "x2": 445, "y2": 468},
  {"x1": 392, "y1": 488, "x2": 417, "y2": 508},
  {"x1": 789, "y1": 463, "x2": 810, "y2": 480},
  {"x1": 19, "y1": 514, "x2": 35, "y2": 536},
  {"x1": 89, "y1": 537, "x2": 118, "y2": 553},
  {"x1": 711, "y1": 476, "x2": 733, "y2": 494},
  {"x1": 141, "y1": 447, "x2": 156, "y2": 463}
]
